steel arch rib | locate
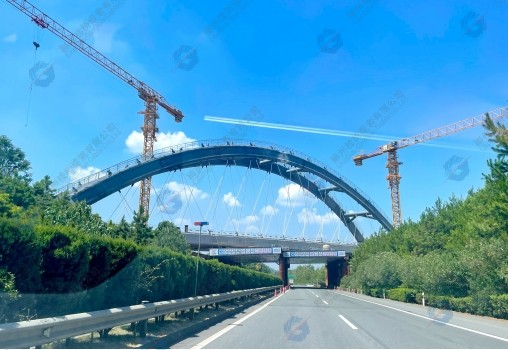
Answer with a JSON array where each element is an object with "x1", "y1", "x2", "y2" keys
[{"x1": 63, "y1": 141, "x2": 393, "y2": 242}]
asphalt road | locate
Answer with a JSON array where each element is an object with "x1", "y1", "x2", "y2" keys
[{"x1": 172, "y1": 288, "x2": 508, "y2": 349}]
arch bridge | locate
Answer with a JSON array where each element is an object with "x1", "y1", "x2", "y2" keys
[{"x1": 58, "y1": 139, "x2": 392, "y2": 244}]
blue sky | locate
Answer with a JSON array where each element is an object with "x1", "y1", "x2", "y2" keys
[{"x1": 1, "y1": 0, "x2": 507, "y2": 243}]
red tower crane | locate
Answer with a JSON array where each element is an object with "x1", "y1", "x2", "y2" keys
[
  {"x1": 353, "y1": 106, "x2": 508, "y2": 229},
  {"x1": 5, "y1": 0, "x2": 184, "y2": 218}
]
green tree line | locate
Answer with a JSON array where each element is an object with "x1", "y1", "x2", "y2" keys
[
  {"x1": 0, "y1": 136, "x2": 280, "y2": 323},
  {"x1": 340, "y1": 115, "x2": 508, "y2": 319},
  {"x1": 289, "y1": 265, "x2": 326, "y2": 286}
]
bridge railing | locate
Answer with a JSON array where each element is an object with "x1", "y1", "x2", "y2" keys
[
  {"x1": 184, "y1": 228, "x2": 358, "y2": 245},
  {"x1": 0, "y1": 285, "x2": 279, "y2": 349},
  {"x1": 55, "y1": 139, "x2": 389, "y2": 223}
]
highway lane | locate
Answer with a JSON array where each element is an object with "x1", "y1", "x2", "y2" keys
[{"x1": 171, "y1": 288, "x2": 508, "y2": 349}]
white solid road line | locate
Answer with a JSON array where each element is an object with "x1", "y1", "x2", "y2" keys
[
  {"x1": 191, "y1": 291, "x2": 287, "y2": 349},
  {"x1": 339, "y1": 314, "x2": 358, "y2": 330},
  {"x1": 322, "y1": 300, "x2": 329, "y2": 305},
  {"x1": 339, "y1": 292, "x2": 508, "y2": 343}
]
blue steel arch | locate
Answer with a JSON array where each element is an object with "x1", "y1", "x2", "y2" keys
[{"x1": 59, "y1": 140, "x2": 393, "y2": 243}]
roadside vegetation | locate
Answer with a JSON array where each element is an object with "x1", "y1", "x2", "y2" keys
[
  {"x1": 0, "y1": 136, "x2": 280, "y2": 323},
  {"x1": 340, "y1": 116, "x2": 508, "y2": 319},
  {"x1": 289, "y1": 264, "x2": 326, "y2": 287}
]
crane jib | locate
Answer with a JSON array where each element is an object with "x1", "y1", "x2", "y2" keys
[{"x1": 6, "y1": 0, "x2": 185, "y2": 220}]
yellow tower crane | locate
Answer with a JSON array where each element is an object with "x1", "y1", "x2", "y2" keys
[
  {"x1": 5, "y1": 0, "x2": 184, "y2": 219},
  {"x1": 353, "y1": 106, "x2": 508, "y2": 229}
]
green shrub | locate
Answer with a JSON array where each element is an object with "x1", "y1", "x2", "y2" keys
[
  {"x1": 36, "y1": 225, "x2": 91, "y2": 293},
  {"x1": 490, "y1": 294, "x2": 508, "y2": 319},
  {"x1": 387, "y1": 287, "x2": 417, "y2": 303},
  {"x1": 417, "y1": 294, "x2": 507, "y2": 320},
  {"x1": 0, "y1": 217, "x2": 281, "y2": 322},
  {"x1": 449, "y1": 296, "x2": 474, "y2": 314},
  {"x1": 0, "y1": 218, "x2": 42, "y2": 292},
  {"x1": 425, "y1": 295, "x2": 451, "y2": 309}
]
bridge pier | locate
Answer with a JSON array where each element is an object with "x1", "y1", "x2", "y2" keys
[
  {"x1": 325, "y1": 260, "x2": 338, "y2": 289},
  {"x1": 278, "y1": 254, "x2": 290, "y2": 286},
  {"x1": 325, "y1": 258, "x2": 349, "y2": 289}
]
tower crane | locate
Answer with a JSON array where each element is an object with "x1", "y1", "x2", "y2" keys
[
  {"x1": 353, "y1": 106, "x2": 508, "y2": 229},
  {"x1": 5, "y1": 0, "x2": 184, "y2": 219}
]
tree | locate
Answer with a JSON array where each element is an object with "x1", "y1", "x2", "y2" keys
[
  {"x1": 131, "y1": 210, "x2": 153, "y2": 245},
  {"x1": 241, "y1": 263, "x2": 274, "y2": 275},
  {"x1": 0, "y1": 193, "x2": 22, "y2": 218},
  {"x1": 110, "y1": 216, "x2": 132, "y2": 240},
  {"x1": 0, "y1": 269, "x2": 19, "y2": 323},
  {"x1": 0, "y1": 175, "x2": 34, "y2": 209},
  {"x1": 0, "y1": 135, "x2": 31, "y2": 180},
  {"x1": 484, "y1": 113, "x2": 508, "y2": 180},
  {"x1": 151, "y1": 221, "x2": 189, "y2": 253},
  {"x1": 483, "y1": 114, "x2": 508, "y2": 235},
  {"x1": 32, "y1": 175, "x2": 55, "y2": 207},
  {"x1": 289, "y1": 265, "x2": 325, "y2": 285},
  {"x1": 40, "y1": 198, "x2": 110, "y2": 237}
]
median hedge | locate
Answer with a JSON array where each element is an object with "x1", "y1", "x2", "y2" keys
[
  {"x1": 358, "y1": 286, "x2": 508, "y2": 320},
  {"x1": 0, "y1": 218, "x2": 281, "y2": 322}
]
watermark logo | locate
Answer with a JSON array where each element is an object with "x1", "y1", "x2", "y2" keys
[
  {"x1": 330, "y1": 90, "x2": 408, "y2": 168},
  {"x1": 29, "y1": 61, "x2": 55, "y2": 87},
  {"x1": 53, "y1": 123, "x2": 121, "y2": 189},
  {"x1": 461, "y1": 11, "x2": 486, "y2": 37},
  {"x1": 348, "y1": 0, "x2": 379, "y2": 20},
  {"x1": 284, "y1": 315, "x2": 310, "y2": 341},
  {"x1": 317, "y1": 29, "x2": 342, "y2": 54},
  {"x1": 173, "y1": 45, "x2": 198, "y2": 71},
  {"x1": 444, "y1": 155, "x2": 469, "y2": 181},
  {"x1": 427, "y1": 306, "x2": 453, "y2": 326},
  {"x1": 158, "y1": 188, "x2": 183, "y2": 214}
]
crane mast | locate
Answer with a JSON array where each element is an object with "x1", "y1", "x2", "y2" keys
[
  {"x1": 354, "y1": 106, "x2": 508, "y2": 229},
  {"x1": 6, "y1": 0, "x2": 184, "y2": 218}
]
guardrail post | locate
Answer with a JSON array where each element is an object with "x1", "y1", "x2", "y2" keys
[
  {"x1": 130, "y1": 322, "x2": 137, "y2": 336},
  {"x1": 138, "y1": 301, "x2": 149, "y2": 338},
  {"x1": 99, "y1": 328, "x2": 112, "y2": 338},
  {"x1": 138, "y1": 319, "x2": 147, "y2": 338}
]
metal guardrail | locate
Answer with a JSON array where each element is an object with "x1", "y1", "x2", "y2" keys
[{"x1": 0, "y1": 285, "x2": 279, "y2": 348}]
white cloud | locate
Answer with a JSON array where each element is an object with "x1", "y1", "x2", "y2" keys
[
  {"x1": 231, "y1": 215, "x2": 260, "y2": 234},
  {"x1": 244, "y1": 225, "x2": 260, "y2": 234},
  {"x1": 297, "y1": 208, "x2": 340, "y2": 225},
  {"x1": 223, "y1": 192, "x2": 241, "y2": 207},
  {"x1": 126, "y1": 130, "x2": 195, "y2": 154},
  {"x1": 276, "y1": 184, "x2": 308, "y2": 207},
  {"x1": 260, "y1": 205, "x2": 279, "y2": 216},
  {"x1": 173, "y1": 217, "x2": 191, "y2": 229},
  {"x1": 68, "y1": 166, "x2": 101, "y2": 182},
  {"x1": 232, "y1": 215, "x2": 259, "y2": 226},
  {"x1": 2, "y1": 33, "x2": 17, "y2": 43},
  {"x1": 91, "y1": 24, "x2": 124, "y2": 54},
  {"x1": 156, "y1": 188, "x2": 183, "y2": 214},
  {"x1": 163, "y1": 181, "x2": 209, "y2": 203}
]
